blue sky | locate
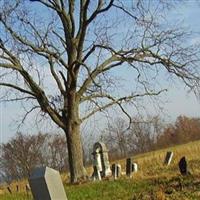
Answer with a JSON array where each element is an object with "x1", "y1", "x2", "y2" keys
[
  {"x1": 164, "y1": 1, "x2": 200, "y2": 118},
  {"x1": 0, "y1": 1, "x2": 200, "y2": 143}
]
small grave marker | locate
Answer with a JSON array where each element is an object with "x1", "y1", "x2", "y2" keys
[
  {"x1": 164, "y1": 151, "x2": 173, "y2": 166},
  {"x1": 7, "y1": 187, "x2": 12, "y2": 194},
  {"x1": 26, "y1": 184, "x2": 30, "y2": 192},
  {"x1": 16, "y1": 185, "x2": 19, "y2": 192},
  {"x1": 132, "y1": 163, "x2": 138, "y2": 172},
  {"x1": 126, "y1": 158, "x2": 132, "y2": 177},
  {"x1": 178, "y1": 156, "x2": 188, "y2": 176},
  {"x1": 111, "y1": 163, "x2": 121, "y2": 179}
]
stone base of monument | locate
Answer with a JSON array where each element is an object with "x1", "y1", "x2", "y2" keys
[{"x1": 91, "y1": 166, "x2": 101, "y2": 181}]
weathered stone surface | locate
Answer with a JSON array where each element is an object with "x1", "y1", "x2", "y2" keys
[
  {"x1": 111, "y1": 163, "x2": 121, "y2": 179},
  {"x1": 164, "y1": 151, "x2": 173, "y2": 166},
  {"x1": 92, "y1": 142, "x2": 111, "y2": 178},
  {"x1": 91, "y1": 165, "x2": 101, "y2": 181},
  {"x1": 25, "y1": 184, "x2": 30, "y2": 192},
  {"x1": 29, "y1": 166, "x2": 68, "y2": 200},
  {"x1": 132, "y1": 163, "x2": 138, "y2": 172},
  {"x1": 93, "y1": 148, "x2": 102, "y2": 171}
]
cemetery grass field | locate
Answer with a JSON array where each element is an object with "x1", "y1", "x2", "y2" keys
[{"x1": 1, "y1": 140, "x2": 200, "y2": 200}]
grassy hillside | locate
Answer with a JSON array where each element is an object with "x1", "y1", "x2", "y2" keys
[{"x1": 1, "y1": 140, "x2": 200, "y2": 200}]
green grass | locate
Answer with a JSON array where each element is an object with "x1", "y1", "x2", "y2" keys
[
  {"x1": 66, "y1": 179, "x2": 154, "y2": 200},
  {"x1": 2, "y1": 176, "x2": 200, "y2": 200},
  {"x1": 1, "y1": 140, "x2": 200, "y2": 199}
]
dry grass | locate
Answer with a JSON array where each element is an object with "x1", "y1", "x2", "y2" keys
[
  {"x1": 1, "y1": 140, "x2": 200, "y2": 199},
  {"x1": 120, "y1": 140, "x2": 200, "y2": 180}
]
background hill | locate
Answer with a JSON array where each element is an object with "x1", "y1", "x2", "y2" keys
[{"x1": 1, "y1": 140, "x2": 200, "y2": 200}]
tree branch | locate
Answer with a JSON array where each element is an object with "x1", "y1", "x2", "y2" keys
[
  {"x1": 81, "y1": 89, "x2": 167, "y2": 121},
  {"x1": 48, "y1": 57, "x2": 65, "y2": 95},
  {"x1": 68, "y1": 0, "x2": 75, "y2": 36},
  {"x1": 0, "y1": 96, "x2": 36, "y2": 103},
  {"x1": 19, "y1": 70, "x2": 65, "y2": 129},
  {"x1": 77, "y1": 54, "x2": 118, "y2": 98},
  {"x1": 1, "y1": 19, "x2": 68, "y2": 69},
  {"x1": 87, "y1": 0, "x2": 114, "y2": 24},
  {"x1": 0, "y1": 83, "x2": 35, "y2": 96}
]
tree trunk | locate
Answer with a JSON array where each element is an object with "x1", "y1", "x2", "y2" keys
[
  {"x1": 65, "y1": 121, "x2": 87, "y2": 183},
  {"x1": 64, "y1": 85, "x2": 87, "y2": 183}
]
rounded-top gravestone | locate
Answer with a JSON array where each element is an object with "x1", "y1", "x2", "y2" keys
[{"x1": 92, "y1": 142, "x2": 111, "y2": 178}]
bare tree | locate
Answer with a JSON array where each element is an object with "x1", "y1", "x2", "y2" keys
[
  {"x1": 102, "y1": 118, "x2": 129, "y2": 158},
  {"x1": 102, "y1": 115, "x2": 164, "y2": 157},
  {"x1": 0, "y1": 132, "x2": 47, "y2": 181},
  {"x1": 46, "y1": 133, "x2": 68, "y2": 171},
  {"x1": 127, "y1": 115, "x2": 164, "y2": 153},
  {"x1": 0, "y1": 132, "x2": 69, "y2": 182},
  {"x1": 0, "y1": 0, "x2": 200, "y2": 182}
]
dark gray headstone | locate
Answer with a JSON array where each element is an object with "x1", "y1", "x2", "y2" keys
[
  {"x1": 164, "y1": 151, "x2": 173, "y2": 165},
  {"x1": 178, "y1": 156, "x2": 188, "y2": 176},
  {"x1": 16, "y1": 185, "x2": 19, "y2": 192},
  {"x1": 126, "y1": 158, "x2": 132, "y2": 177},
  {"x1": 28, "y1": 166, "x2": 68, "y2": 200},
  {"x1": 116, "y1": 164, "x2": 121, "y2": 177}
]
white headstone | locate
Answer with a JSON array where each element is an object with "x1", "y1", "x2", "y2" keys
[
  {"x1": 29, "y1": 166, "x2": 68, "y2": 200},
  {"x1": 132, "y1": 163, "x2": 138, "y2": 172},
  {"x1": 95, "y1": 149, "x2": 103, "y2": 171}
]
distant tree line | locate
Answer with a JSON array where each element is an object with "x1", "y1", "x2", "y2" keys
[
  {"x1": 156, "y1": 116, "x2": 200, "y2": 148},
  {"x1": 101, "y1": 115, "x2": 164, "y2": 159},
  {"x1": 0, "y1": 115, "x2": 200, "y2": 182},
  {"x1": 101, "y1": 115, "x2": 200, "y2": 160}
]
